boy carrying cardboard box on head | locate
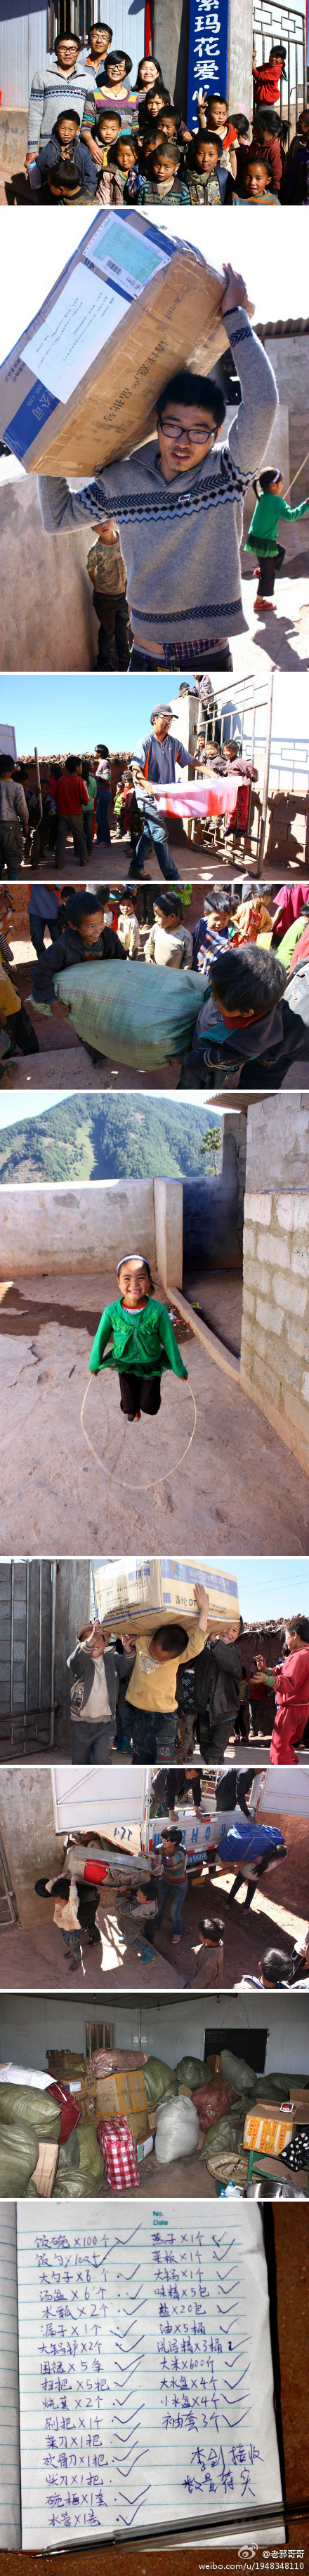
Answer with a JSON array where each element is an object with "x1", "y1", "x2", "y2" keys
[{"x1": 0, "y1": 215, "x2": 278, "y2": 677}]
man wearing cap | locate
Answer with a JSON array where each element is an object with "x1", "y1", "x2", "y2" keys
[{"x1": 130, "y1": 705, "x2": 192, "y2": 880}]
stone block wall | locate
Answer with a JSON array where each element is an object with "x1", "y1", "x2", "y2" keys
[{"x1": 240, "y1": 1188, "x2": 309, "y2": 1474}]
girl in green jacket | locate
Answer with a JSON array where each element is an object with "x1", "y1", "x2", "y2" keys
[
  {"x1": 245, "y1": 466, "x2": 309, "y2": 612},
  {"x1": 89, "y1": 1252, "x2": 188, "y2": 1423}
]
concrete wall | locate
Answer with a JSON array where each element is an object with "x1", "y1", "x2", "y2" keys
[
  {"x1": 152, "y1": 0, "x2": 191, "y2": 116},
  {"x1": 227, "y1": 0, "x2": 253, "y2": 118},
  {"x1": 0, "y1": 475, "x2": 96, "y2": 674},
  {"x1": 0, "y1": 1766, "x2": 62, "y2": 1927},
  {"x1": 246, "y1": 1095, "x2": 309, "y2": 1195},
  {"x1": 55, "y1": 1559, "x2": 91, "y2": 1742},
  {"x1": 154, "y1": 1177, "x2": 183, "y2": 1292},
  {"x1": 0, "y1": 1179, "x2": 156, "y2": 1274},
  {"x1": 263, "y1": 336, "x2": 309, "y2": 526},
  {"x1": 183, "y1": 1113, "x2": 247, "y2": 1274},
  {"x1": 241, "y1": 1186, "x2": 309, "y2": 1476},
  {"x1": 0, "y1": 1178, "x2": 184, "y2": 1289},
  {"x1": 0, "y1": 1986, "x2": 308, "y2": 2080}
]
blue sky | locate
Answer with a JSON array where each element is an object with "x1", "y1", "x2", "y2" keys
[
  {"x1": 0, "y1": 1090, "x2": 72, "y2": 1130},
  {"x1": 0, "y1": 672, "x2": 178, "y2": 755},
  {"x1": 1, "y1": 671, "x2": 308, "y2": 758},
  {"x1": 223, "y1": 1559, "x2": 309, "y2": 1622}
]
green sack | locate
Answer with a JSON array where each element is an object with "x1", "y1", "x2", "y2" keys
[
  {"x1": 53, "y1": 2169, "x2": 103, "y2": 2198},
  {"x1": 219, "y1": 2051, "x2": 256, "y2": 2095},
  {"x1": 53, "y1": 961, "x2": 200, "y2": 1073},
  {"x1": 174, "y1": 2056, "x2": 208, "y2": 2090},
  {"x1": 78, "y1": 2127, "x2": 104, "y2": 2185},
  {"x1": 0, "y1": 2083, "x2": 60, "y2": 2138},
  {"x1": 199, "y1": 2098, "x2": 254, "y2": 2164},
  {"x1": 253, "y1": 2075, "x2": 291, "y2": 2101},
  {"x1": 144, "y1": 2057, "x2": 178, "y2": 2108},
  {"x1": 55, "y1": 2129, "x2": 80, "y2": 2170},
  {"x1": 0, "y1": 2117, "x2": 39, "y2": 2196}
]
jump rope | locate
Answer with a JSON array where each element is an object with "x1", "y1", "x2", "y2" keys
[{"x1": 80, "y1": 1372, "x2": 197, "y2": 1491}]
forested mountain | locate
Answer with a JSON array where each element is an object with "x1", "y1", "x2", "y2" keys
[{"x1": 0, "y1": 1095, "x2": 221, "y2": 1183}]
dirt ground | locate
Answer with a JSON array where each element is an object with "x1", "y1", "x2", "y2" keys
[
  {"x1": 0, "y1": 1853, "x2": 306, "y2": 1993},
  {"x1": 1, "y1": 1267, "x2": 308, "y2": 1556},
  {"x1": 11, "y1": 820, "x2": 309, "y2": 887}
]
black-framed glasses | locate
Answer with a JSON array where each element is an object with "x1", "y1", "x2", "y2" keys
[{"x1": 159, "y1": 416, "x2": 217, "y2": 444}]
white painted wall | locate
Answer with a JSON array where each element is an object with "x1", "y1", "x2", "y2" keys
[{"x1": 0, "y1": 1991, "x2": 308, "y2": 2078}]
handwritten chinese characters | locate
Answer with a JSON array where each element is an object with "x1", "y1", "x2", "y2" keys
[{"x1": 15, "y1": 2204, "x2": 282, "y2": 2547}]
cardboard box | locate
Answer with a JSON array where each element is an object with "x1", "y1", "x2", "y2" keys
[
  {"x1": 244, "y1": 2113, "x2": 294, "y2": 2157},
  {"x1": 94, "y1": 1555, "x2": 239, "y2": 1633},
  {"x1": 0, "y1": 210, "x2": 230, "y2": 479},
  {"x1": 96, "y1": 2068, "x2": 150, "y2": 2145},
  {"x1": 96, "y1": 2069, "x2": 147, "y2": 2119},
  {"x1": 32, "y1": 2141, "x2": 59, "y2": 2197}
]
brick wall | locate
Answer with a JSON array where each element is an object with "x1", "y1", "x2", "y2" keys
[{"x1": 240, "y1": 1189, "x2": 309, "y2": 1475}]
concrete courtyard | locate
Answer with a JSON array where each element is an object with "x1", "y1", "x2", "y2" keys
[{"x1": 1, "y1": 1266, "x2": 308, "y2": 1557}]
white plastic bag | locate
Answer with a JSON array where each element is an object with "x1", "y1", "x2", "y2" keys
[{"x1": 154, "y1": 2095, "x2": 199, "y2": 2164}]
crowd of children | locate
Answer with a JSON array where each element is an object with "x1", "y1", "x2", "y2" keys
[
  {"x1": 1, "y1": 862, "x2": 309, "y2": 1087},
  {"x1": 6, "y1": 34, "x2": 307, "y2": 204}
]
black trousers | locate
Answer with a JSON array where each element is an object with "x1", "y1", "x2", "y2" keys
[
  {"x1": 119, "y1": 1371, "x2": 162, "y2": 1420},
  {"x1": 256, "y1": 546, "x2": 285, "y2": 597},
  {"x1": 6, "y1": 1002, "x2": 39, "y2": 1056},
  {"x1": 93, "y1": 590, "x2": 130, "y2": 669}
]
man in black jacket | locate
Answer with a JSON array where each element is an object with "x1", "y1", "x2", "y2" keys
[
  {"x1": 67, "y1": 1615, "x2": 120, "y2": 1762},
  {"x1": 31, "y1": 889, "x2": 126, "y2": 1013},
  {"x1": 191, "y1": 1627, "x2": 243, "y2": 1759}
]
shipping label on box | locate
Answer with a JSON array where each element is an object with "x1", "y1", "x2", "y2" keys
[
  {"x1": 94, "y1": 1556, "x2": 239, "y2": 1630},
  {"x1": 244, "y1": 2113, "x2": 294, "y2": 2157},
  {"x1": 0, "y1": 210, "x2": 228, "y2": 479}
]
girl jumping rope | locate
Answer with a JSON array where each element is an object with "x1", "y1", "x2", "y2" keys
[
  {"x1": 88, "y1": 1252, "x2": 188, "y2": 1423},
  {"x1": 245, "y1": 465, "x2": 309, "y2": 614}
]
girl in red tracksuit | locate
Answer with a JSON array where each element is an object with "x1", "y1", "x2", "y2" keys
[{"x1": 270, "y1": 1616, "x2": 309, "y2": 1763}]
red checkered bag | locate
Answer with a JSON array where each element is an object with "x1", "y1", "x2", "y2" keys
[{"x1": 98, "y1": 2115, "x2": 140, "y2": 2191}]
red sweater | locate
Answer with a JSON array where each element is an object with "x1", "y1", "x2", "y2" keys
[
  {"x1": 254, "y1": 63, "x2": 283, "y2": 104},
  {"x1": 273, "y1": 1646, "x2": 309, "y2": 1715},
  {"x1": 56, "y1": 775, "x2": 88, "y2": 817}
]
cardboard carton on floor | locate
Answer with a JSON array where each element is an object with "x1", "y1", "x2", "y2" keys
[
  {"x1": 94, "y1": 1554, "x2": 239, "y2": 1632},
  {"x1": 0, "y1": 209, "x2": 231, "y2": 480},
  {"x1": 244, "y1": 2112, "x2": 294, "y2": 2157}
]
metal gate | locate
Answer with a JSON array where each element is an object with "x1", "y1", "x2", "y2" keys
[
  {"x1": 253, "y1": 0, "x2": 307, "y2": 141},
  {"x1": 0, "y1": 1833, "x2": 18, "y2": 1928},
  {"x1": 47, "y1": 0, "x2": 145, "y2": 63},
  {"x1": 195, "y1": 673, "x2": 274, "y2": 873},
  {"x1": 0, "y1": 1560, "x2": 56, "y2": 1752},
  {"x1": 0, "y1": 0, "x2": 145, "y2": 111}
]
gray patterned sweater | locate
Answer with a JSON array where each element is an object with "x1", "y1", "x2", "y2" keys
[
  {"x1": 27, "y1": 57, "x2": 95, "y2": 148},
  {"x1": 39, "y1": 309, "x2": 278, "y2": 648}
]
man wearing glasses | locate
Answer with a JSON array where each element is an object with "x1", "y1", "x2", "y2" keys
[{"x1": 39, "y1": 261, "x2": 278, "y2": 676}]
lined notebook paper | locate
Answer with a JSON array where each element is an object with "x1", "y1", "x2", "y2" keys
[
  {"x1": 0, "y1": 2209, "x2": 21, "y2": 2545},
  {"x1": 14, "y1": 2202, "x2": 283, "y2": 2548}
]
